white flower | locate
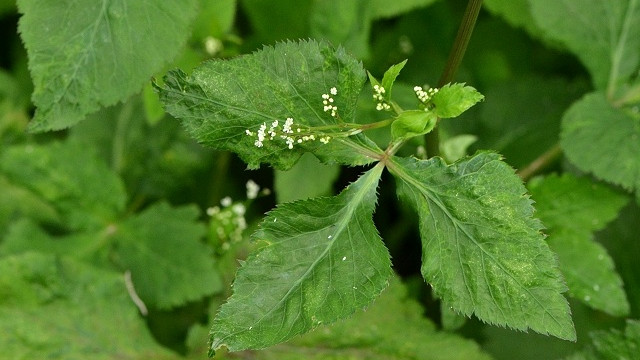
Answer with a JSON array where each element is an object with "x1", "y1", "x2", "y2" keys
[
  {"x1": 330, "y1": 87, "x2": 338, "y2": 95},
  {"x1": 246, "y1": 180, "x2": 260, "y2": 199},
  {"x1": 221, "y1": 196, "x2": 232, "y2": 207}
]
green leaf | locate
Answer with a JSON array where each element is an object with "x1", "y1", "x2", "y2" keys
[
  {"x1": 251, "y1": 277, "x2": 492, "y2": 360},
  {"x1": 528, "y1": 174, "x2": 630, "y2": 316},
  {"x1": 17, "y1": 0, "x2": 198, "y2": 132},
  {"x1": 482, "y1": 0, "x2": 546, "y2": 41},
  {"x1": 209, "y1": 164, "x2": 391, "y2": 354},
  {"x1": 529, "y1": 0, "x2": 640, "y2": 90},
  {"x1": 569, "y1": 320, "x2": 640, "y2": 360},
  {"x1": 240, "y1": 0, "x2": 313, "y2": 45},
  {"x1": 440, "y1": 134, "x2": 478, "y2": 163},
  {"x1": 112, "y1": 202, "x2": 223, "y2": 309},
  {"x1": 274, "y1": 153, "x2": 341, "y2": 203},
  {"x1": 369, "y1": 0, "x2": 438, "y2": 20},
  {"x1": 191, "y1": 0, "x2": 236, "y2": 40},
  {"x1": 390, "y1": 109, "x2": 437, "y2": 140},
  {"x1": 0, "y1": 140, "x2": 126, "y2": 231},
  {"x1": 0, "y1": 252, "x2": 179, "y2": 359},
  {"x1": 156, "y1": 40, "x2": 383, "y2": 170},
  {"x1": 310, "y1": 0, "x2": 371, "y2": 59},
  {"x1": 432, "y1": 83, "x2": 484, "y2": 118},
  {"x1": 381, "y1": 59, "x2": 408, "y2": 101},
  {"x1": 389, "y1": 152, "x2": 575, "y2": 341},
  {"x1": 561, "y1": 92, "x2": 640, "y2": 193}
]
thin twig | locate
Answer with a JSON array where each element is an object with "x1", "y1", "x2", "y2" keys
[{"x1": 517, "y1": 143, "x2": 563, "y2": 182}]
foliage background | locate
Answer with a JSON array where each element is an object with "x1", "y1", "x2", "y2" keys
[{"x1": 1, "y1": 0, "x2": 639, "y2": 359}]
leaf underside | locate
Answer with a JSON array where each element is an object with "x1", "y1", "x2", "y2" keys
[
  {"x1": 390, "y1": 152, "x2": 576, "y2": 341},
  {"x1": 209, "y1": 164, "x2": 392, "y2": 354}
]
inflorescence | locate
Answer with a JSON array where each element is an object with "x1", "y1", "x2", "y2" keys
[
  {"x1": 372, "y1": 84, "x2": 391, "y2": 111},
  {"x1": 413, "y1": 85, "x2": 439, "y2": 106},
  {"x1": 245, "y1": 88, "x2": 342, "y2": 150}
]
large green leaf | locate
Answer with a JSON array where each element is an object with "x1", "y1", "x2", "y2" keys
[
  {"x1": 111, "y1": 202, "x2": 222, "y2": 309},
  {"x1": 528, "y1": 174, "x2": 630, "y2": 316},
  {"x1": 156, "y1": 40, "x2": 383, "y2": 170},
  {"x1": 530, "y1": 0, "x2": 640, "y2": 90},
  {"x1": 17, "y1": 0, "x2": 198, "y2": 132},
  {"x1": 0, "y1": 140, "x2": 126, "y2": 231},
  {"x1": 561, "y1": 92, "x2": 640, "y2": 194},
  {"x1": 209, "y1": 164, "x2": 391, "y2": 354},
  {"x1": 389, "y1": 152, "x2": 575, "y2": 341},
  {"x1": 0, "y1": 252, "x2": 179, "y2": 359}
]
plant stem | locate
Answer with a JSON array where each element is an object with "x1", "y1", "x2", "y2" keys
[
  {"x1": 517, "y1": 143, "x2": 563, "y2": 182},
  {"x1": 425, "y1": 0, "x2": 483, "y2": 158}
]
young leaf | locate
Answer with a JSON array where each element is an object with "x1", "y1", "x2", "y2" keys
[
  {"x1": 561, "y1": 92, "x2": 640, "y2": 194},
  {"x1": 17, "y1": 0, "x2": 198, "y2": 132},
  {"x1": 381, "y1": 59, "x2": 408, "y2": 101},
  {"x1": 156, "y1": 40, "x2": 383, "y2": 170},
  {"x1": 528, "y1": 174, "x2": 630, "y2": 316},
  {"x1": 389, "y1": 152, "x2": 576, "y2": 341},
  {"x1": 530, "y1": 0, "x2": 640, "y2": 90},
  {"x1": 390, "y1": 109, "x2": 437, "y2": 141},
  {"x1": 209, "y1": 164, "x2": 391, "y2": 354},
  {"x1": 432, "y1": 83, "x2": 484, "y2": 118},
  {"x1": 0, "y1": 252, "x2": 180, "y2": 359},
  {"x1": 112, "y1": 202, "x2": 223, "y2": 309}
]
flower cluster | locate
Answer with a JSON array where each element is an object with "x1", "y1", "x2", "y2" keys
[
  {"x1": 322, "y1": 87, "x2": 338, "y2": 118},
  {"x1": 413, "y1": 85, "x2": 439, "y2": 104},
  {"x1": 372, "y1": 84, "x2": 390, "y2": 111},
  {"x1": 245, "y1": 117, "x2": 331, "y2": 149}
]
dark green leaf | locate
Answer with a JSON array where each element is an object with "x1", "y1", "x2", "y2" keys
[
  {"x1": 390, "y1": 152, "x2": 575, "y2": 340},
  {"x1": 561, "y1": 92, "x2": 640, "y2": 193},
  {"x1": 432, "y1": 83, "x2": 484, "y2": 119},
  {"x1": 112, "y1": 202, "x2": 222, "y2": 309},
  {"x1": 156, "y1": 40, "x2": 383, "y2": 169},
  {"x1": 0, "y1": 252, "x2": 179, "y2": 359},
  {"x1": 17, "y1": 0, "x2": 198, "y2": 131},
  {"x1": 209, "y1": 164, "x2": 391, "y2": 353}
]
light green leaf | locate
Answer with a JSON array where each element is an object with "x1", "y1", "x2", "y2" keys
[
  {"x1": 440, "y1": 134, "x2": 478, "y2": 163},
  {"x1": 156, "y1": 40, "x2": 383, "y2": 170},
  {"x1": 381, "y1": 59, "x2": 408, "y2": 101},
  {"x1": 389, "y1": 152, "x2": 575, "y2": 341},
  {"x1": 529, "y1": 0, "x2": 640, "y2": 90},
  {"x1": 0, "y1": 252, "x2": 179, "y2": 359},
  {"x1": 274, "y1": 153, "x2": 341, "y2": 203},
  {"x1": 209, "y1": 164, "x2": 391, "y2": 354},
  {"x1": 432, "y1": 83, "x2": 484, "y2": 118},
  {"x1": 250, "y1": 277, "x2": 492, "y2": 360},
  {"x1": 192, "y1": 0, "x2": 236, "y2": 40},
  {"x1": 369, "y1": 0, "x2": 439, "y2": 20},
  {"x1": 0, "y1": 140, "x2": 126, "y2": 231},
  {"x1": 112, "y1": 202, "x2": 223, "y2": 309},
  {"x1": 528, "y1": 174, "x2": 630, "y2": 316},
  {"x1": 561, "y1": 92, "x2": 640, "y2": 193},
  {"x1": 17, "y1": 0, "x2": 198, "y2": 132},
  {"x1": 391, "y1": 109, "x2": 437, "y2": 140}
]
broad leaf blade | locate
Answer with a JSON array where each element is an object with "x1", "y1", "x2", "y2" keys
[
  {"x1": 0, "y1": 252, "x2": 179, "y2": 359},
  {"x1": 112, "y1": 202, "x2": 223, "y2": 309},
  {"x1": 209, "y1": 164, "x2": 391, "y2": 354},
  {"x1": 432, "y1": 83, "x2": 484, "y2": 119},
  {"x1": 561, "y1": 92, "x2": 640, "y2": 193},
  {"x1": 528, "y1": 174, "x2": 630, "y2": 316},
  {"x1": 17, "y1": 0, "x2": 198, "y2": 132},
  {"x1": 530, "y1": 0, "x2": 640, "y2": 90},
  {"x1": 156, "y1": 40, "x2": 382, "y2": 170},
  {"x1": 390, "y1": 152, "x2": 575, "y2": 340}
]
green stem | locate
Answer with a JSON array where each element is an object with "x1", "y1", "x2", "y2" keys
[
  {"x1": 516, "y1": 143, "x2": 563, "y2": 182},
  {"x1": 425, "y1": 0, "x2": 483, "y2": 158}
]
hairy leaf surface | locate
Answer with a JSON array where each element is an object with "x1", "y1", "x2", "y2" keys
[
  {"x1": 390, "y1": 152, "x2": 575, "y2": 340},
  {"x1": 112, "y1": 202, "x2": 222, "y2": 309},
  {"x1": 561, "y1": 92, "x2": 640, "y2": 194},
  {"x1": 17, "y1": 0, "x2": 198, "y2": 131},
  {"x1": 0, "y1": 252, "x2": 179, "y2": 359},
  {"x1": 529, "y1": 174, "x2": 630, "y2": 316},
  {"x1": 530, "y1": 0, "x2": 640, "y2": 90},
  {"x1": 209, "y1": 164, "x2": 391, "y2": 353},
  {"x1": 156, "y1": 40, "x2": 382, "y2": 170}
]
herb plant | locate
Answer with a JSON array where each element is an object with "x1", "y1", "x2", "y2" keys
[{"x1": 1, "y1": 0, "x2": 639, "y2": 359}]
